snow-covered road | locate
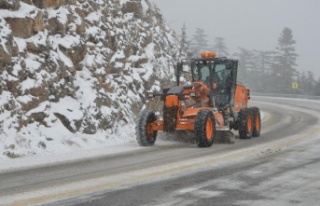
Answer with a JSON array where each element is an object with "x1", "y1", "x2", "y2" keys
[{"x1": 0, "y1": 97, "x2": 320, "y2": 206}]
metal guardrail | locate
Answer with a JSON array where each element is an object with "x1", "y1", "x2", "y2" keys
[{"x1": 251, "y1": 92, "x2": 320, "y2": 100}]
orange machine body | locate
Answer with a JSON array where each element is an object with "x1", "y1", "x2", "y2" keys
[{"x1": 234, "y1": 84, "x2": 250, "y2": 112}]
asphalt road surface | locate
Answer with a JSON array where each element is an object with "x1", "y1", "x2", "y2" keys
[{"x1": 1, "y1": 97, "x2": 320, "y2": 206}]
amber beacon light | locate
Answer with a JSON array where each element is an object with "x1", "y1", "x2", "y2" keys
[{"x1": 201, "y1": 52, "x2": 216, "y2": 58}]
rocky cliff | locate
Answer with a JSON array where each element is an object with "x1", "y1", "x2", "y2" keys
[{"x1": 0, "y1": 0, "x2": 181, "y2": 158}]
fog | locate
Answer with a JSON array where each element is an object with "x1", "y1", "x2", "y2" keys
[{"x1": 150, "y1": 0, "x2": 320, "y2": 79}]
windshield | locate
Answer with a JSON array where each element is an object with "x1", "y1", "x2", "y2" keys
[
  {"x1": 214, "y1": 63, "x2": 231, "y2": 88},
  {"x1": 193, "y1": 62, "x2": 232, "y2": 83},
  {"x1": 193, "y1": 62, "x2": 211, "y2": 83}
]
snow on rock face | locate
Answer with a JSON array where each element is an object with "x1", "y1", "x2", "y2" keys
[{"x1": 0, "y1": 0, "x2": 182, "y2": 158}]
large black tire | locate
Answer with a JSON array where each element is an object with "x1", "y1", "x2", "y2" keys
[
  {"x1": 250, "y1": 107, "x2": 261, "y2": 137},
  {"x1": 238, "y1": 108, "x2": 253, "y2": 139},
  {"x1": 135, "y1": 109, "x2": 157, "y2": 146},
  {"x1": 194, "y1": 109, "x2": 216, "y2": 147}
]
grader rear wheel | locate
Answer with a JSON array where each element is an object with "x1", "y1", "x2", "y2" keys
[
  {"x1": 250, "y1": 107, "x2": 261, "y2": 137},
  {"x1": 238, "y1": 108, "x2": 253, "y2": 139}
]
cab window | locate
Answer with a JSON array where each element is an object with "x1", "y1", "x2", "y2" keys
[{"x1": 194, "y1": 62, "x2": 211, "y2": 83}]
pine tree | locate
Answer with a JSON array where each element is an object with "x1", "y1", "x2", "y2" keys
[
  {"x1": 253, "y1": 50, "x2": 275, "y2": 92},
  {"x1": 315, "y1": 77, "x2": 320, "y2": 96},
  {"x1": 190, "y1": 28, "x2": 208, "y2": 57},
  {"x1": 254, "y1": 50, "x2": 275, "y2": 75},
  {"x1": 234, "y1": 48, "x2": 256, "y2": 87},
  {"x1": 212, "y1": 37, "x2": 229, "y2": 57},
  {"x1": 306, "y1": 71, "x2": 316, "y2": 95},
  {"x1": 273, "y1": 27, "x2": 299, "y2": 93},
  {"x1": 298, "y1": 71, "x2": 307, "y2": 94},
  {"x1": 179, "y1": 24, "x2": 191, "y2": 57}
]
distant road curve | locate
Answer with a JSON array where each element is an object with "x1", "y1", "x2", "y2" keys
[
  {"x1": 0, "y1": 96, "x2": 319, "y2": 206},
  {"x1": 252, "y1": 92, "x2": 320, "y2": 100}
]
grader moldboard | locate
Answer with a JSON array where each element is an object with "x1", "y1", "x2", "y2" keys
[{"x1": 136, "y1": 52, "x2": 261, "y2": 147}]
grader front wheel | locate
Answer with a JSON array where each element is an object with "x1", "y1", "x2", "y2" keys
[
  {"x1": 135, "y1": 109, "x2": 157, "y2": 146},
  {"x1": 195, "y1": 109, "x2": 216, "y2": 147}
]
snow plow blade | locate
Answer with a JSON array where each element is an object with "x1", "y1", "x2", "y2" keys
[{"x1": 214, "y1": 131, "x2": 235, "y2": 144}]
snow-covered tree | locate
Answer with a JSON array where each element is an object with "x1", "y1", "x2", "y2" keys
[
  {"x1": 273, "y1": 27, "x2": 299, "y2": 93},
  {"x1": 252, "y1": 50, "x2": 275, "y2": 92},
  {"x1": 179, "y1": 24, "x2": 191, "y2": 57},
  {"x1": 234, "y1": 47, "x2": 256, "y2": 86},
  {"x1": 315, "y1": 77, "x2": 320, "y2": 96},
  {"x1": 190, "y1": 28, "x2": 208, "y2": 57},
  {"x1": 212, "y1": 37, "x2": 229, "y2": 57},
  {"x1": 254, "y1": 50, "x2": 275, "y2": 75},
  {"x1": 300, "y1": 71, "x2": 316, "y2": 95}
]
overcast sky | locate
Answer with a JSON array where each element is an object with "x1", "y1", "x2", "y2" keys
[{"x1": 150, "y1": 0, "x2": 320, "y2": 79}]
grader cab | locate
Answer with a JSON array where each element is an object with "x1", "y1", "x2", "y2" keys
[{"x1": 136, "y1": 52, "x2": 261, "y2": 147}]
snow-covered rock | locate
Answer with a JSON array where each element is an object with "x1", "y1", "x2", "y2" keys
[{"x1": 0, "y1": 0, "x2": 182, "y2": 158}]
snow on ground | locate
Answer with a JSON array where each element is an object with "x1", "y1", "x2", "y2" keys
[
  {"x1": 0, "y1": 123, "x2": 138, "y2": 172},
  {"x1": 0, "y1": 131, "x2": 182, "y2": 174}
]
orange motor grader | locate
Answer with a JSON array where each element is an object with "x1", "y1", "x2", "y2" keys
[{"x1": 136, "y1": 52, "x2": 261, "y2": 147}]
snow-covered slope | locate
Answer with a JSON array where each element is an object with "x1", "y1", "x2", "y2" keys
[{"x1": 0, "y1": 0, "x2": 182, "y2": 158}]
